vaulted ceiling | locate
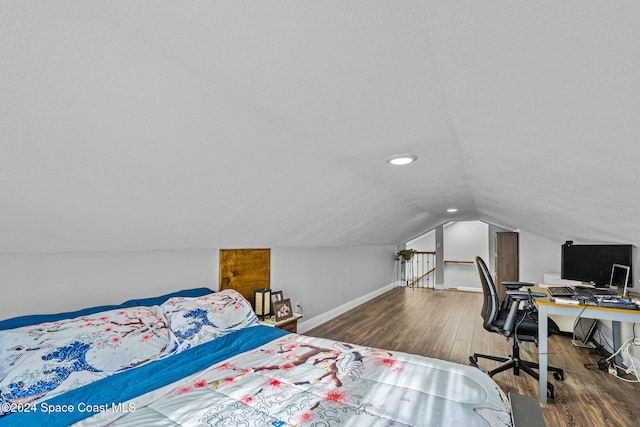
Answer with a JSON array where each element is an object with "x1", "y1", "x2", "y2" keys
[{"x1": 2, "y1": 1, "x2": 639, "y2": 252}]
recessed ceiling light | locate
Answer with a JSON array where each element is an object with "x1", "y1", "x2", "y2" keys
[
  {"x1": 447, "y1": 208, "x2": 458, "y2": 213},
  {"x1": 386, "y1": 154, "x2": 417, "y2": 165}
]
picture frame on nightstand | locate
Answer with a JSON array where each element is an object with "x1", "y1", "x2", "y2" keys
[
  {"x1": 270, "y1": 290, "x2": 283, "y2": 314},
  {"x1": 274, "y1": 298, "x2": 293, "y2": 322}
]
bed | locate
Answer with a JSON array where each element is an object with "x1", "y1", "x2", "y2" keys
[{"x1": 0, "y1": 288, "x2": 512, "y2": 426}]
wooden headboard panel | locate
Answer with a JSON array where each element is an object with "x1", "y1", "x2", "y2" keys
[{"x1": 219, "y1": 249, "x2": 270, "y2": 306}]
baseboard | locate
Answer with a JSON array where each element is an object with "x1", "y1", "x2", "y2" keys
[
  {"x1": 456, "y1": 286, "x2": 482, "y2": 293},
  {"x1": 439, "y1": 285, "x2": 481, "y2": 293},
  {"x1": 297, "y1": 282, "x2": 396, "y2": 334}
]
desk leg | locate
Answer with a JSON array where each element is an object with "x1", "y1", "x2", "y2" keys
[
  {"x1": 613, "y1": 321, "x2": 622, "y2": 366},
  {"x1": 538, "y1": 304, "x2": 548, "y2": 404}
]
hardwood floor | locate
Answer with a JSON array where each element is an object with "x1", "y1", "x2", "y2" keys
[{"x1": 305, "y1": 287, "x2": 640, "y2": 427}]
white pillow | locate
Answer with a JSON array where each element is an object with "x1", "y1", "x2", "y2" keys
[{"x1": 161, "y1": 289, "x2": 259, "y2": 349}]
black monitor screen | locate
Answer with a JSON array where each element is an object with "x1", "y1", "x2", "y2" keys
[{"x1": 561, "y1": 243, "x2": 633, "y2": 287}]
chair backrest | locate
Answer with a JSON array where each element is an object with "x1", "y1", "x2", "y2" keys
[{"x1": 475, "y1": 256, "x2": 500, "y2": 332}]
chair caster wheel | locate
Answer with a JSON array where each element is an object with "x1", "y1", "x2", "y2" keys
[
  {"x1": 553, "y1": 371, "x2": 565, "y2": 381},
  {"x1": 547, "y1": 383, "x2": 555, "y2": 399},
  {"x1": 469, "y1": 356, "x2": 478, "y2": 365}
]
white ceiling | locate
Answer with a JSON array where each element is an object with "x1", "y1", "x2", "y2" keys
[{"x1": 2, "y1": 1, "x2": 640, "y2": 252}]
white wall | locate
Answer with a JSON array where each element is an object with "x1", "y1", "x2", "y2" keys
[
  {"x1": 407, "y1": 229, "x2": 435, "y2": 252},
  {"x1": 518, "y1": 230, "x2": 563, "y2": 282},
  {"x1": 0, "y1": 251, "x2": 219, "y2": 320},
  {"x1": 271, "y1": 245, "x2": 397, "y2": 321},
  {"x1": 443, "y1": 221, "x2": 489, "y2": 290},
  {"x1": 0, "y1": 245, "x2": 397, "y2": 324}
]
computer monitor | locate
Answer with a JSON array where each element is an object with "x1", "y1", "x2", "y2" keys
[
  {"x1": 561, "y1": 243, "x2": 633, "y2": 288},
  {"x1": 609, "y1": 264, "x2": 631, "y2": 297}
]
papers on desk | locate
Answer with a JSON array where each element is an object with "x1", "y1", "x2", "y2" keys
[
  {"x1": 536, "y1": 282, "x2": 553, "y2": 288},
  {"x1": 550, "y1": 297, "x2": 580, "y2": 305}
]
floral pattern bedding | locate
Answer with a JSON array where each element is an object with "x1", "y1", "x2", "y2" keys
[
  {"x1": 86, "y1": 334, "x2": 512, "y2": 427},
  {"x1": 0, "y1": 305, "x2": 176, "y2": 410},
  {"x1": 162, "y1": 290, "x2": 258, "y2": 350},
  {"x1": 1, "y1": 289, "x2": 511, "y2": 426},
  {"x1": 0, "y1": 289, "x2": 257, "y2": 416}
]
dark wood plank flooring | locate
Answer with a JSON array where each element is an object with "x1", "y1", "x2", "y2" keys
[{"x1": 305, "y1": 287, "x2": 640, "y2": 427}]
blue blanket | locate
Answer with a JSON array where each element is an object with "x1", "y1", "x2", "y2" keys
[
  {"x1": 0, "y1": 287, "x2": 214, "y2": 331},
  {"x1": 0, "y1": 325, "x2": 288, "y2": 427}
]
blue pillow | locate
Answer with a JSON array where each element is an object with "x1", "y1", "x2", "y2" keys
[{"x1": 0, "y1": 287, "x2": 214, "y2": 331}]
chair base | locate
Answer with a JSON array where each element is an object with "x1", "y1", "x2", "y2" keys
[{"x1": 470, "y1": 344, "x2": 564, "y2": 399}]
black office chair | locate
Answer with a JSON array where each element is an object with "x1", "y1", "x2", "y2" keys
[{"x1": 469, "y1": 256, "x2": 564, "y2": 398}]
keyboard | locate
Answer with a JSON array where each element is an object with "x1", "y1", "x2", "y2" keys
[
  {"x1": 577, "y1": 287, "x2": 621, "y2": 298},
  {"x1": 547, "y1": 286, "x2": 577, "y2": 297}
]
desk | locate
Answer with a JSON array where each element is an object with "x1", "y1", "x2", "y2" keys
[{"x1": 537, "y1": 300, "x2": 640, "y2": 403}]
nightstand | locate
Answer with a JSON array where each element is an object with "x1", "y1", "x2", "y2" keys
[{"x1": 259, "y1": 313, "x2": 303, "y2": 333}]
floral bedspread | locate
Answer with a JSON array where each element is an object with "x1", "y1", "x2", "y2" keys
[
  {"x1": 0, "y1": 305, "x2": 177, "y2": 410},
  {"x1": 95, "y1": 334, "x2": 512, "y2": 427},
  {"x1": 0, "y1": 289, "x2": 258, "y2": 417}
]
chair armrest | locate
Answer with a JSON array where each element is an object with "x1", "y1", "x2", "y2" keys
[
  {"x1": 506, "y1": 290, "x2": 547, "y2": 300},
  {"x1": 503, "y1": 302, "x2": 521, "y2": 336},
  {"x1": 502, "y1": 290, "x2": 547, "y2": 336},
  {"x1": 502, "y1": 281, "x2": 535, "y2": 290}
]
